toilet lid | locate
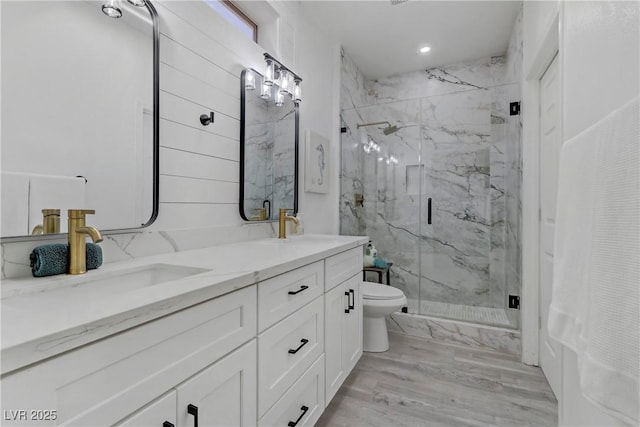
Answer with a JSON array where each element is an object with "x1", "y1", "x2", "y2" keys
[{"x1": 361, "y1": 282, "x2": 405, "y2": 300}]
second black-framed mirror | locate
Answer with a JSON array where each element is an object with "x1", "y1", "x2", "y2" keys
[{"x1": 239, "y1": 67, "x2": 299, "y2": 221}]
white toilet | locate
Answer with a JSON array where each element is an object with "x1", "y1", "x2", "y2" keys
[{"x1": 361, "y1": 281, "x2": 407, "y2": 352}]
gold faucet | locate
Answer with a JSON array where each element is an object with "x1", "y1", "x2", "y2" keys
[
  {"x1": 249, "y1": 207, "x2": 267, "y2": 221},
  {"x1": 278, "y1": 208, "x2": 299, "y2": 239},
  {"x1": 68, "y1": 209, "x2": 103, "y2": 275},
  {"x1": 31, "y1": 209, "x2": 61, "y2": 235}
]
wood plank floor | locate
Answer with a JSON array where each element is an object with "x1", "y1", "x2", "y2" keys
[{"x1": 316, "y1": 332, "x2": 557, "y2": 427}]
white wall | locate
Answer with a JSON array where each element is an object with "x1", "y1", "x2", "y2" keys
[
  {"x1": 523, "y1": 1, "x2": 638, "y2": 425},
  {"x1": 0, "y1": 0, "x2": 341, "y2": 278}
]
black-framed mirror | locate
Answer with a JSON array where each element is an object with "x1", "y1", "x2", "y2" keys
[
  {"x1": 240, "y1": 68, "x2": 298, "y2": 221},
  {"x1": 0, "y1": 0, "x2": 159, "y2": 241}
]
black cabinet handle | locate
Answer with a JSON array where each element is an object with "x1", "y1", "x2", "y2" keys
[
  {"x1": 427, "y1": 197, "x2": 432, "y2": 225},
  {"x1": 288, "y1": 338, "x2": 309, "y2": 354},
  {"x1": 288, "y1": 285, "x2": 309, "y2": 295},
  {"x1": 287, "y1": 405, "x2": 309, "y2": 427},
  {"x1": 199, "y1": 112, "x2": 214, "y2": 126},
  {"x1": 163, "y1": 422, "x2": 174, "y2": 427},
  {"x1": 348, "y1": 289, "x2": 355, "y2": 310},
  {"x1": 187, "y1": 404, "x2": 198, "y2": 427},
  {"x1": 344, "y1": 291, "x2": 350, "y2": 313}
]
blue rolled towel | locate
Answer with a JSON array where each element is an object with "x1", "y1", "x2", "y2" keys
[
  {"x1": 373, "y1": 257, "x2": 388, "y2": 269},
  {"x1": 30, "y1": 243, "x2": 103, "y2": 277}
]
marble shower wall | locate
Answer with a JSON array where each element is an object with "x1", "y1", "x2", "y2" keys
[{"x1": 340, "y1": 41, "x2": 522, "y2": 316}]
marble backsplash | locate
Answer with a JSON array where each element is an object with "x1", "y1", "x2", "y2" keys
[
  {"x1": 1, "y1": 222, "x2": 278, "y2": 280},
  {"x1": 340, "y1": 38, "x2": 522, "y2": 318}
]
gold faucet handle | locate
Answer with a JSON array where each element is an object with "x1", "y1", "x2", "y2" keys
[{"x1": 68, "y1": 209, "x2": 96, "y2": 219}]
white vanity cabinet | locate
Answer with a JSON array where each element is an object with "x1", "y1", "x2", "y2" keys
[
  {"x1": 0, "y1": 238, "x2": 367, "y2": 427},
  {"x1": 115, "y1": 391, "x2": 177, "y2": 427},
  {"x1": 323, "y1": 248, "x2": 364, "y2": 404},
  {"x1": 116, "y1": 340, "x2": 257, "y2": 427},
  {"x1": 0, "y1": 285, "x2": 258, "y2": 427},
  {"x1": 175, "y1": 340, "x2": 257, "y2": 427}
]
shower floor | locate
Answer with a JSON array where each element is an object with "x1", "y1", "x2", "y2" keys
[{"x1": 406, "y1": 298, "x2": 513, "y2": 328}]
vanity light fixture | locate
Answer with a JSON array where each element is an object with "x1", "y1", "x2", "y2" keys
[
  {"x1": 293, "y1": 78, "x2": 302, "y2": 104},
  {"x1": 102, "y1": 0, "x2": 123, "y2": 18},
  {"x1": 260, "y1": 80, "x2": 271, "y2": 99},
  {"x1": 245, "y1": 69, "x2": 256, "y2": 91},
  {"x1": 279, "y1": 70, "x2": 290, "y2": 95},
  {"x1": 261, "y1": 52, "x2": 302, "y2": 105},
  {"x1": 264, "y1": 58, "x2": 275, "y2": 86}
]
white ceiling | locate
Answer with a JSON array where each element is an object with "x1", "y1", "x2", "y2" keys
[{"x1": 300, "y1": 1, "x2": 521, "y2": 79}]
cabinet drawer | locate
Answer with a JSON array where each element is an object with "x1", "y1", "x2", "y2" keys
[
  {"x1": 258, "y1": 355, "x2": 325, "y2": 427},
  {"x1": 258, "y1": 297, "x2": 324, "y2": 417},
  {"x1": 1, "y1": 285, "x2": 257, "y2": 427},
  {"x1": 258, "y1": 261, "x2": 324, "y2": 332},
  {"x1": 325, "y1": 246, "x2": 363, "y2": 291}
]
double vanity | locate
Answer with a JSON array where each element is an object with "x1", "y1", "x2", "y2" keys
[{"x1": 1, "y1": 235, "x2": 367, "y2": 426}]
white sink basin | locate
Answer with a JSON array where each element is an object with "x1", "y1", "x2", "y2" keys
[
  {"x1": 3, "y1": 264, "x2": 211, "y2": 301},
  {"x1": 76, "y1": 264, "x2": 210, "y2": 290}
]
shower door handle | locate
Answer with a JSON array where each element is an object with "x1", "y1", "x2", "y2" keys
[{"x1": 427, "y1": 198, "x2": 432, "y2": 225}]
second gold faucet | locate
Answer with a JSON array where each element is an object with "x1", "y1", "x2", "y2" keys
[
  {"x1": 68, "y1": 209, "x2": 103, "y2": 275},
  {"x1": 278, "y1": 208, "x2": 299, "y2": 239}
]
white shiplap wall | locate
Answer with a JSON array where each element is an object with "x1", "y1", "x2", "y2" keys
[
  {"x1": 0, "y1": 0, "x2": 341, "y2": 279},
  {"x1": 152, "y1": 0, "x2": 340, "y2": 232}
]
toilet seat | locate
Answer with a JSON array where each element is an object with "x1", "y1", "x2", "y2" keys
[{"x1": 361, "y1": 282, "x2": 404, "y2": 300}]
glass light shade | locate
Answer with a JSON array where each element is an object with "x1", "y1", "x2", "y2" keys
[
  {"x1": 279, "y1": 70, "x2": 289, "y2": 95},
  {"x1": 287, "y1": 73, "x2": 294, "y2": 96},
  {"x1": 293, "y1": 81, "x2": 301, "y2": 103},
  {"x1": 260, "y1": 81, "x2": 271, "y2": 99},
  {"x1": 275, "y1": 91, "x2": 284, "y2": 107},
  {"x1": 264, "y1": 59, "x2": 274, "y2": 86},
  {"x1": 102, "y1": 0, "x2": 122, "y2": 18},
  {"x1": 127, "y1": 0, "x2": 146, "y2": 6},
  {"x1": 245, "y1": 70, "x2": 255, "y2": 90}
]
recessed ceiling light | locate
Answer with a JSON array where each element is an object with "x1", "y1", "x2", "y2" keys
[{"x1": 419, "y1": 46, "x2": 431, "y2": 54}]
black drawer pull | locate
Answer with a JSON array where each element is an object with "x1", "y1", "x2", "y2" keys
[
  {"x1": 287, "y1": 405, "x2": 309, "y2": 427},
  {"x1": 163, "y1": 422, "x2": 174, "y2": 427},
  {"x1": 348, "y1": 289, "x2": 355, "y2": 310},
  {"x1": 288, "y1": 285, "x2": 309, "y2": 295},
  {"x1": 427, "y1": 197, "x2": 432, "y2": 225},
  {"x1": 344, "y1": 291, "x2": 350, "y2": 313},
  {"x1": 187, "y1": 404, "x2": 198, "y2": 427},
  {"x1": 288, "y1": 338, "x2": 309, "y2": 354}
]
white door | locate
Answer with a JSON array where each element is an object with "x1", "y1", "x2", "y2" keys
[{"x1": 538, "y1": 53, "x2": 561, "y2": 397}]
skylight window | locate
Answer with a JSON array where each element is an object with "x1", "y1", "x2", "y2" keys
[{"x1": 206, "y1": 0, "x2": 257, "y2": 43}]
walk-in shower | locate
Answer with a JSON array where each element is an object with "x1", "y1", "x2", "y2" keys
[{"x1": 340, "y1": 54, "x2": 522, "y2": 331}]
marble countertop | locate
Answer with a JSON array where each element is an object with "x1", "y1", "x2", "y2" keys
[{"x1": 0, "y1": 234, "x2": 368, "y2": 375}]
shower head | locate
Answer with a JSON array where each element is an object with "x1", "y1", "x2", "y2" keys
[
  {"x1": 357, "y1": 121, "x2": 400, "y2": 136},
  {"x1": 382, "y1": 125, "x2": 400, "y2": 135}
]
